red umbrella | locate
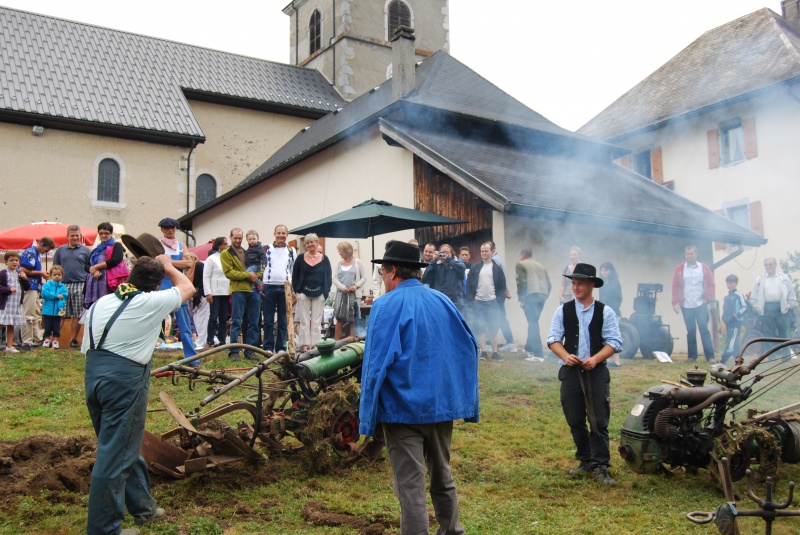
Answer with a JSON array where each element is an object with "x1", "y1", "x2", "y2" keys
[
  {"x1": 188, "y1": 240, "x2": 214, "y2": 261},
  {"x1": 0, "y1": 221, "x2": 98, "y2": 251}
]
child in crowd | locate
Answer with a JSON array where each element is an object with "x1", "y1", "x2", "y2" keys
[
  {"x1": 721, "y1": 273, "x2": 747, "y2": 364},
  {"x1": 0, "y1": 251, "x2": 30, "y2": 353},
  {"x1": 245, "y1": 230, "x2": 266, "y2": 292},
  {"x1": 41, "y1": 265, "x2": 69, "y2": 348}
]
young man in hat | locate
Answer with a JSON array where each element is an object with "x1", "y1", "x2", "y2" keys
[
  {"x1": 359, "y1": 240, "x2": 479, "y2": 534},
  {"x1": 546, "y1": 263, "x2": 622, "y2": 487},
  {"x1": 157, "y1": 218, "x2": 198, "y2": 364}
]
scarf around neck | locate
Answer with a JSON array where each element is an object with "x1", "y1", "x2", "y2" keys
[
  {"x1": 114, "y1": 282, "x2": 143, "y2": 301},
  {"x1": 90, "y1": 236, "x2": 115, "y2": 265}
]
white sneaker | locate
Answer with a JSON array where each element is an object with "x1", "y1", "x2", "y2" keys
[
  {"x1": 42, "y1": 340, "x2": 51, "y2": 348},
  {"x1": 499, "y1": 343, "x2": 518, "y2": 353},
  {"x1": 525, "y1": 355, "x2": 545, "y2": 363},
  {"x1": 51, "y1": 340, "x2": 59, "y2": 349},
  {"x1": 4, "y1": 347, "x2": 20, "y2": 353}
]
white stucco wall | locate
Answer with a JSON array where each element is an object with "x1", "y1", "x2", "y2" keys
[
  {"x1": 616, "y1": 86, "x2": 800, "y2": 299},
  {"x1": 189, "y1": 127, "x2": 417, "y2": 269}
]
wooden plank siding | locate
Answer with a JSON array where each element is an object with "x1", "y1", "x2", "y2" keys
[{"x1": 412, "y1": 155, "x2": 493, "y2": 248}]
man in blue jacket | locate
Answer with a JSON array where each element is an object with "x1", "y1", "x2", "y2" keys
[{"x1": 360, "y1": 240, "x2": 479, "y2": 535}]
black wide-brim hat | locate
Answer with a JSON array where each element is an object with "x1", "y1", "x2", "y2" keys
[
  {"x1": 121, "y1": 233, "x2": 164, "y2": 259},
  {"x1": 371, "y1": 241, "x2": 428, "y2": 269},
  {"x1": 563, "y1": 262, "x2": 604, "y2": 287}
]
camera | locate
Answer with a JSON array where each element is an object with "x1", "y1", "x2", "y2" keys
[{"x1": 436, "y1": 252, "x2": 446, "y2": 259}]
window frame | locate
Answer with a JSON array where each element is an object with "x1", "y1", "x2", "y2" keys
[
  {"x1": 195, "y1": 173, "x2": 218, "y2": 209},
  {"x1": 719, "y1": 118, "x2": 745, "y2": 166},
  {"x1": 91, "y1": 153, "x2": 126, "y2": 210},
  {"x1": 309, "y1": 9, "x2": 322, "y2": 56},
  {"x1": 386, "y1": 0, "x2": 413, "y2": 41}
]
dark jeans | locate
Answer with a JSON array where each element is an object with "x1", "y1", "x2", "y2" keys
[
  {"x1": 497, "y1": 299, "x2": 514, "y2": 344},
  {"x1": 522, "y1": 294, "x2": 547, "y2": 357},
  {"x1": 42, "y1": 314, "x2": 61, "y2": 338},
  {"x1": 262, "y1": 285, "x2": 288, "y2": 352},
  {"x1": 206, "y1": 295, "x2": 229, "y2": 346},
  {"x1": 681, "y1": 303, "x2": 715, "y2": 361},
  {"x1": 559, "y1": 364, "x2": 611, "y2": 468},
  {"x1": 761, "y1": 302, "x2": 792, "y2": 358},
  {"x1": 383, "y1": 422, "x2": 464, "y2": 535},
  {"x1": 230, "y1": 289, "x2": 261, "y2": 354},
  {"x1": 84, "y1": 351, "x2": 158, "y2": 534}
]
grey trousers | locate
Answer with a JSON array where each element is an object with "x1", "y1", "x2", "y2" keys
[{"x1": 383, "y1": 422, "x2": 465, "y2": 535}]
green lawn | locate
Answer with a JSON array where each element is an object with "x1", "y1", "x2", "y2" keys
[{"x1": 1, "y1": 348, "x2": 799, "y2": 534}]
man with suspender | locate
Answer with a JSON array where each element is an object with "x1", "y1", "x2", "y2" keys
[
  {"x1": 82, "y1": 249, "x2": 194, "y2": 535},
  {"x1": 546, "y1": 263, "x2": 622, "y2": 487}
]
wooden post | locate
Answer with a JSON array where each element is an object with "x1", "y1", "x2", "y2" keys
[{"x1": 284, "y1": 281, "x2": 295, "y2": 357}]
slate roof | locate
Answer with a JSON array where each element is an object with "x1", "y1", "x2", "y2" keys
[
  {"x1": 579, "y1": 8, "x2": 800, "y2": 141},
  {"x1": 0, "y1": 6, "x2": 344, "y2": 145},
  {"x1": 379, "y1": 116, "x2": 765, "y2": 246},
  {"x1": 177, "y1": 48, "x2": 764, "y2": 246}
]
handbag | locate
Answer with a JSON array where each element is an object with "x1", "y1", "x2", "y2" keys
[{"x1": 105, "y1": 246, "x2": 130, "y2": 291}]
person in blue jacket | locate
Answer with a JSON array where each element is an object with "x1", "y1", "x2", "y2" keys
[
  {"x1": 40, "y1": 265, "x2": 68, "y2": 348},
  {"x1": 359, "y1": 240, "x2": 479, "y2": 535}
]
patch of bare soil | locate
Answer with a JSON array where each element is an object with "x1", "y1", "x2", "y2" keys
[
  {"x1": 302, "y1": 500, "x2": 391, "y2": 534},
  {"x1": 0, "y1": 435, "x2": 96, "y2": 511}
]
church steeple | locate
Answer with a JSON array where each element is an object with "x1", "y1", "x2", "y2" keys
[{"x1": 283, "y1": 0, "x2": 449, "y2": 101}]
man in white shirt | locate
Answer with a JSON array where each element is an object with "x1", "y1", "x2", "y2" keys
[
  {"x1": 752, "y1": 257, "x2": 798, "y2": 345},
  {"x1": 261, "y1": 224, "x2": 296, "y2": 352},
  {"x1": 671, "y1": 245, "x2": 716, "y2": 362}
]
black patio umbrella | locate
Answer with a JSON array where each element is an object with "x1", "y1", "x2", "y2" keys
[{"x1": 289, "y1": 198, "x2": 467, "y2": 257}]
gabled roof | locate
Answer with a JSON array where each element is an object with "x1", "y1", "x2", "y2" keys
[
  {"x1": 181, "y1": 51, "x2": 624, "y2": 222},
  {"x1": 579, "y1": 8, "x2": 800, "y2": 141},
  {"x1": 378, "y1": 116, "x2": 765, "y2": 246},
  {"x1": 0, "y1": 6, "x2": 344, "y2": 146}
]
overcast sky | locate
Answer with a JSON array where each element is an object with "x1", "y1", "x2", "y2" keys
[{"x1": 0, "y1": 0, "x2": 783, "y2": 130}]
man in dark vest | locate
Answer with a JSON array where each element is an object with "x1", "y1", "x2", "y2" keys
[{"x1": 546, "y1": 263, "x2": 622, "y2": 487}]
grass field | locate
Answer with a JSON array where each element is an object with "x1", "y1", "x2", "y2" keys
[{"x1": 1, "y1": 347, "x2": 800, "y2": 535}]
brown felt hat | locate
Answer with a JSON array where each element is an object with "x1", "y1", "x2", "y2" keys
[
  {"x1": 371, "y1": 241, "x2": 428, "y2": 269},
  {"x1": 121, "y1": 233, "x2": 164, "y2": 259}
]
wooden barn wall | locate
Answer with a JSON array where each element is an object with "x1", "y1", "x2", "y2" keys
[{"x1": 412, "y1": 156, "x2": 492, "y2": 245}]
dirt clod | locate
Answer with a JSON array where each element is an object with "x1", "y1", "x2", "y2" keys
[
  {"x1": 302, "y1": 500, "x2": 387, "y2": 534},
  {"x1": 0, "y1": 434, "x2": 96, "y2": 511}
]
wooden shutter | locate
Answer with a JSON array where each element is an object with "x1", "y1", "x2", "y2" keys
[
  {"x1": 651, "y1": 146, "x2": 663, "y2": 183},
  {"x1": 743, "y1": 117, "x2": 758, "y2": 159},
  {"x1": 619, "y1": 155, "x2": 632, "y2": 169},
  {"x1": 749, "y1": 200, "x2": 763, "y2": 236},
  {"x1": 714, "y1": 209, "x2": 726, "y2": 250},
  {"x1": 707, "y1": 129, "x2": 720, "y2": 169}
]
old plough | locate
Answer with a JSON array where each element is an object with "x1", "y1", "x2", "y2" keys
[{"x1": 142, "y1": 336, "x2": 383, "y2": 478}]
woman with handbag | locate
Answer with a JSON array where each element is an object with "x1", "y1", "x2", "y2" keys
[
  {"x1": 332, "y1": 241, "x2": 366, "y2": 340},
  {"x1": 85, "y1": 222, "x2": 127, "y2": 308}
]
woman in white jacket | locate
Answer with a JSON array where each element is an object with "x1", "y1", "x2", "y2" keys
[{"x1": 202, "y1": 237, "x2": 230, "y2": 347}]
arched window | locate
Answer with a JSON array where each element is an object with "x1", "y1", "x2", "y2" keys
[
  {"x1": 97, "y1": 158, "x2": 120, "y2": 203},
  {"x1": 388, "y1": 1, "x2": 411, "y2": 40},
  {"x1": 309, "y1": 10, "x2": 322, "y2": 55},
  {"x1": 196, "y1": 173, "x2": 217, "y2": 208}
]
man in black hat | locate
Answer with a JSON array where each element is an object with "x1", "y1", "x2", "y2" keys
[
  {"x1": 157, "y1": 218, "x2": 198, "y2": 364},
  {"x1": 546, "y1": 263, "x2": 622, "y2": 487},
  {"x1": 359, "y1": 240, "x2": 479, "y2": 534}
]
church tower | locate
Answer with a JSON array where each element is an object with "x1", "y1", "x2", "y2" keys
[{"x1": 283, "y1": 0, "x2": 449, "y2": 101}]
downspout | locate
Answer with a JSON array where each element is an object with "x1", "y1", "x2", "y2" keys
[
  {"x1": 294, "y1": 1, "x2": 299, "y2": 64},
  {"x1": 332, "y1": 0, "x2": 336, "y2": 88},
  {"x1": 185, "y1": 142, "x2": 196, "y2": 246}
]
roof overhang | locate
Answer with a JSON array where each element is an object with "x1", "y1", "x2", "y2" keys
[
  {"x1": 0, "y1": 109, "x2": 205, "y2": 147},
  {"x1": 378, "y1": 117, "x2": 507, "y2": 211}
]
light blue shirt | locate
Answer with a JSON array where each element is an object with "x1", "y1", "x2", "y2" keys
[{"x1": 547, "y1": 299, "x2": 622, "y2": 366}]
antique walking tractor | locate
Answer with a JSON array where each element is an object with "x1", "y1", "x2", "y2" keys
[
  {"x1": 142, "y1": 337, "x2": 383, "y2": 478},
  {"x1": 619, "y1": 337, "x2": 800, "y2": 485}
]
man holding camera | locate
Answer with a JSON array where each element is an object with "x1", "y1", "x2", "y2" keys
[{"x1": 423, "y1": 244, "x2": 466, "y2": 314}]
